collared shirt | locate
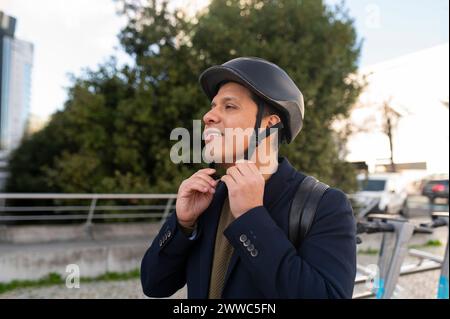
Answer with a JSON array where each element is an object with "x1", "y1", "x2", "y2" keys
[{"x1": 208, "y1": 197, "x2": 235, "y2": 298}]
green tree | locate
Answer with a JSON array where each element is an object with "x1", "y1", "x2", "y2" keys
[
  {"x1": 6, "y1": 0, "x2": 362, "y2": 196},
  {"x1": 190, "y1": 0, "x2": 362, "y2": 191}
]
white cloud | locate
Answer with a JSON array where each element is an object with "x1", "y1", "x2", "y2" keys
[
  {"x1": 1, "y1": 0, "x2": 131, "y2": 118},
  {"x1": 0, "y1": 0, "x2": 213, "y2": 119}
]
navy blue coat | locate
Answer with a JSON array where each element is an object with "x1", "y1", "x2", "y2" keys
[{"x1": 141, "y1": 157, "x2": 357, "y2": 298}]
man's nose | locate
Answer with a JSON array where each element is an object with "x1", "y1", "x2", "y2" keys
[{"x1": 203, "y1": 108, "x2": 220, "y2": 125}]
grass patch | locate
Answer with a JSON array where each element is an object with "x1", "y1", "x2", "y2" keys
[
  {"x1": 0, "y1": 269, "x2": 140, "y2": 295},
  {"x1": 358, "y1": 247, "x2": 379, "y2": 255},
  {"x1": 409, "y1": 239, "x2": 442, "y2": 249}
]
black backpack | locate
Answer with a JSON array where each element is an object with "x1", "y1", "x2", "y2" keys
[{"x1": 288, "y1": 175, "x2": 329, "y2": 248}]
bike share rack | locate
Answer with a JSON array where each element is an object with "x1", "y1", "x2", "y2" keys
[
  {"x1": 437, "y1": 212, "x2": 449, "y2": 299},
  {"x1": 354, "y1": 211, "x2": 448, "y2": 299},
  {"x1": 409, "y1": 212, "x2": 449, "y2": 299},
  {"x1": 355, "y1": 214, "x2": 416, "y2": 298}
]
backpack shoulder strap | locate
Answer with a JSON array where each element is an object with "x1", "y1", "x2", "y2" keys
[{"x1": 289, "y1": 175, "x2": 329, "y2": 248}]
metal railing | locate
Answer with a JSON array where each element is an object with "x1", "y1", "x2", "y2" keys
[{"x1": 0, "y1": 193, "x2": 177, "y2": 227}]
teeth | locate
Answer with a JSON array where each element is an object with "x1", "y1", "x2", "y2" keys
[
  {"x1": 206, "y1": 133, "x2": 220, "y2": 140},
  {"x1": 204, "y1": 129, "x2": 223, "y2": 141}
]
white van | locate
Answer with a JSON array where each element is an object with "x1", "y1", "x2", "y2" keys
[{"x1": 354, "y1": 173, "x2": 408, "y2": 215}]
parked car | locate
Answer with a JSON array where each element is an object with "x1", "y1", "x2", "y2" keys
[
  {"x1": 354, "y1": 173, "x2": 408, "y2": 216},
  {"x1": 421, "y1": 179, "x2": 449, "y2": 204}
]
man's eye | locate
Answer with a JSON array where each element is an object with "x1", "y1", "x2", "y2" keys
[{"x1": 225, "y1": 104, "x2": 236, "y2": 109}]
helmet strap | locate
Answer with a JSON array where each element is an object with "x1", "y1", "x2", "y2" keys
[
  {"x1": 244, "y1": 101, "x2": 284, "y2": 161},
  {"x1": 209, "y1": 100, "x2": 284, "y2": 177}
]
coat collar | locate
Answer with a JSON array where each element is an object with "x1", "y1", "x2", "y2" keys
[{"x1": 263, "y1": 157, "x2": 300, "y2": 211}]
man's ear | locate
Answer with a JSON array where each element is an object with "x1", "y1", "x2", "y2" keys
[{"x1": 266, "y1": 114, "x2": 281, "y2": 128}]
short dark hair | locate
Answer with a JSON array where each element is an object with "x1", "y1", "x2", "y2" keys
[
  {"x1": 248, "y1": 92, "x2": 280, "y2": 119},
  {"x1": 249, "y1": 92, "x2": 285, "y2": 145}
]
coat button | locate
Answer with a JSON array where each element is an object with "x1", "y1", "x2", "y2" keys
[
  {"x1": 250, "y1": 249, "x2": 258, "y2": 257},
  {"x1": 239, "y1": 234, "x2": 247, "y2": 242},
  {"x1": 167, "y1": 230, "x2": 171, "y2": 237},
  {"x1": 247, "y1": 244, "x2": 255, "y2": 251},
  {"x1": 243, "y1": 239, "x2": 251, "y2": 247},
  {"x1": 159, "y1": 239, "x2": 163, "y2": 247}
]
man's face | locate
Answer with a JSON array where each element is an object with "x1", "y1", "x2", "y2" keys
[{"x1": 202, "y1": 82, "x2": 258, "y2": 164}]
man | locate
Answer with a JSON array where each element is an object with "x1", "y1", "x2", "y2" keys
[{"x1": 141, "y1": 57, "x2": 357, "y2": 299}]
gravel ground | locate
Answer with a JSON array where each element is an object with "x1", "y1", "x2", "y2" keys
[
  {"x1": 0, "y1": 280, "x2": 187, "y2": 299},
  {"x1": 354, "y1": 255, "x2": 442, "y2": 299},
  {"x1": 0, "y1": 268, "x2": 442, "y2": 299}
]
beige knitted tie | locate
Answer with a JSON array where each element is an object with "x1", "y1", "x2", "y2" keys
[{"x1": 208, "y1": 197, "x2": 235, "y2": 299}]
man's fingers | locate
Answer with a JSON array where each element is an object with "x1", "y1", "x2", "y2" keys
[
  {"x1": 186, "y1": 179, "x2": 215, "y2": 194},
  {"x1": 185, "y1": 183, "x2": 209, "y2": 194},
  {"x1": 220, "y1": 174, "x2": 237, "y2": 189},
  {"x1": 235, "y1": 162, "x2": 254, "y2": 177},
  {"x1": 194, "y1": 173, "x2": 217, "y2": 187},
  {"x1": 247, "y1": 162, "x2": 261, "y2": 175},
  {"x1": 195, "y1": 168, "x2": 216, "y2": 176},
  {"x1": 235, "y1": 158, "x2": 256, "y2": 164},
  {"x1": 226, "y1": 166, "x2": 243, "y2": 183}
]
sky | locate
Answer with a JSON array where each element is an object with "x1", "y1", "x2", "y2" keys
[{"x1": 0, "y1": 0, "x2": 448, "y2": 119}]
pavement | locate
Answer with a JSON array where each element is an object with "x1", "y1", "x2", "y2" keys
[{"x1": 0, "y1": 199, "x2": 448, "y2": 299}]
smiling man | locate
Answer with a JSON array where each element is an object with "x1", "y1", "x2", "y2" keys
[{"x1": 141, "y1": 57, "x2": 357, "y2": 299}]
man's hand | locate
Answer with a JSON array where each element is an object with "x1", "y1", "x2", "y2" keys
[
  {"x1": 220, "y1": 161, "x2": 265, "y2": 218},
  {"x1": 176, "y1": 168, "x2": 218, "y2": 228}
]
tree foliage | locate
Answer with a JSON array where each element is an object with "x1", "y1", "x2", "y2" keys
[{"x1": 6, "y1": 0, "x2": 362, "y2": 195}]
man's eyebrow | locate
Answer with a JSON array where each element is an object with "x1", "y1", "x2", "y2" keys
[{"x1": 210, "y1": 96, "x2": 239, "y2": 107}]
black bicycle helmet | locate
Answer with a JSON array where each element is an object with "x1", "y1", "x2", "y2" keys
[{"x1": 199, "y1": 57, "x2": 304, "y2": 144}]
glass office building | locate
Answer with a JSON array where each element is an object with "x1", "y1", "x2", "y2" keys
[
  {"x1": 0, "y1": 11, "x2": 34, "y2": 190},
  {"x1": 0, "y1": 11, "x2": 33, "y2": 152}
]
